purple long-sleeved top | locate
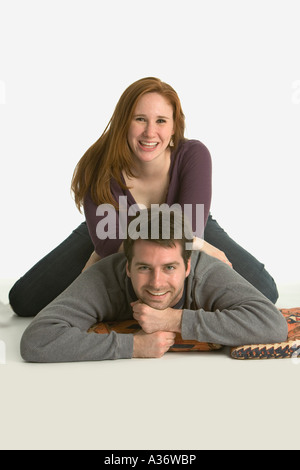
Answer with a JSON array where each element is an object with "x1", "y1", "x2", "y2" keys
[{"x1": 84, "y1": 139, "x2": 212, "y2": 258}]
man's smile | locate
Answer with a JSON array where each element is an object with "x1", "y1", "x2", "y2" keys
[{"x1": 146, "y1": 290, "x2": 169, "y2": 297}]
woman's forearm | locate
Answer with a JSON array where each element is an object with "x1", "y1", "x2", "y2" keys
[
  {"x1": 193, "y1": 238, "x2": 232, "y2": 267},
  {"x1": 82, "y1": 251, "x2": 101, "y2": 272}
]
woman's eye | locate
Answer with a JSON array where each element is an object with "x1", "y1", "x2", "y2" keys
[{"x1": 134, "y1": 117, "x2": 166, "y2": 124}]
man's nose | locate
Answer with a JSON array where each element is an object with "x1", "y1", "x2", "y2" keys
[{"x1": 150, "y1": 269, "x2": 164, "y2": 288}]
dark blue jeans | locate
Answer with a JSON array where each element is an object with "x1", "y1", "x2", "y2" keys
[{"x1": 9, "y1": 215, "x2": 279, "y2": 317}]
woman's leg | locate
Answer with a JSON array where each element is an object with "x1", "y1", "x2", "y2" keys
[
  {"x1": 9, "y1": 222, "x2": 94, "y2": 317},
  {"x1": 204, "y1": 215, "x2": 279, "y2": 303}
]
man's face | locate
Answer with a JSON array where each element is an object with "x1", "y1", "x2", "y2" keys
[{"x1": 126, "y1": 240, "x2": 191, "y2": 310}]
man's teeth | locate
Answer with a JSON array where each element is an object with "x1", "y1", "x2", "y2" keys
[{"x1": 148, "y1": 291, "x2": 167, "y2": 296}]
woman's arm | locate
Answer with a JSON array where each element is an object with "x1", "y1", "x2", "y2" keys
[
  {"x1": 171, "y1": 141, "x2": 232, "y2": 266},
  {"x1": 82, "y1": 243, "x2": 124, "y2": 272},
  {"x1": 171, "y1": 140, "x2": 212, "y2": 233},
  {"x1": 193, "y1": 237, "x2": 232, "y2": 267},
  {"x1": 82, "y1": 251, "x2": 101, "y2": 272},
  {"x1": 83, "y1": 191, "x2": 124, "y2": 258}
]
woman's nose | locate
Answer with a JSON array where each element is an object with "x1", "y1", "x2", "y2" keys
[{"x1": 143, "y1": 121, "x2": 156, "y2": 138}]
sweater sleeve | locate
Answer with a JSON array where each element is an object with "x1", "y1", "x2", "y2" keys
[
  {"x1": 20, "y1": 257, "x2": 134, "y2": 363},
  {"x1": 84, "y1": 191, "x2": 124, "y2": 258},
  {"x1": 167, "y1": 140, "x2": 212, "y2": 236},
  {"x1": 181, "y1": 256, "x2": 288, "y2": 346}
]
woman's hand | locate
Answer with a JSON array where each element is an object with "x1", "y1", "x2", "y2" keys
[
  {"x1": 82, "y1": 251, "x2": 101, "y2": 272},
  {"x1": 82, "y1": 243, "x2": 124, "y2": 272},
  {"x1": 193, "y1": 237, "x2": 232, "y2": 267}
]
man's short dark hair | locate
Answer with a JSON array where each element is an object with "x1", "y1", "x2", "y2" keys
[{"x1": 123, "y1": 207, "x2": 193, "y2": 269}]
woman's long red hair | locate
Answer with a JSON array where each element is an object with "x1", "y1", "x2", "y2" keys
[{"x1": 71, "y1": 77, "x2": 186, "y2": 211}]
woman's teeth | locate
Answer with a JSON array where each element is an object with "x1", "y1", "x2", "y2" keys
[{"x1": 140, "y1": 141, "x2": 158, "y2": 148}]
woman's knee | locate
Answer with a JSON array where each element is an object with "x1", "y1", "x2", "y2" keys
[
  {"x1": 253, "y1": 265, "x2": 279, "y2": 304},
  {"x1": 204, "y1": 215, "x2": 279, "y2": 303},
  {"x1": 9, "y1": 279, "x2": 35, "y2": 317},
  {"x1": 9, "y1": 224, "x2": 94, "y2": 317}
]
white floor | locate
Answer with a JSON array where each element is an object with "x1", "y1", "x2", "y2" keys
[{"x1": 1, "y1": 279, "x2": 300, "y2": 450}]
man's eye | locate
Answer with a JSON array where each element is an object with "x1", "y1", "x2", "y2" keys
[
  {"x1": 138, "y1": 266, "x2": 149, "y2": 271},
  {"x1": 165, "y1": 266, "x2": 175, "y2": 271}
]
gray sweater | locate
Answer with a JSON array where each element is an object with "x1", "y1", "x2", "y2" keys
[{"x1": 20, "y1": 252, "x2": 287, "y2": 362}]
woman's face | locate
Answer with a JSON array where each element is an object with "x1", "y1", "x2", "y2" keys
[{"x1": 127, "y1": 92, "x2": 175, "y2": 165}]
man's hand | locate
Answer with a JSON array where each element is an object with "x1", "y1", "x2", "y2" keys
[
  {"x1": 131, "y1": 300, "x2": 182, "y2": 334},
  {"x1": 133, "y1": 330, "x2": 176, "y2": 358}
]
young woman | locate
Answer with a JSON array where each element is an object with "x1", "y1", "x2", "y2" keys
[{"x1": 9, "y1": 77, "x2": 278, "y2": 317}]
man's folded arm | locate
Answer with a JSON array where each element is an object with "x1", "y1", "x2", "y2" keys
[
  {"x1": 181, "y1": 293, "x2": 288, "y2": 347},
  {"x1": 20, "y1": 309, "x2": 134, "y2": 363},
  {"x1": 180, "y1": 256, "x2": 288, "y2": 346},
  {"x1": 20, "y1": 261, "x2": 134, "y2": 363}
]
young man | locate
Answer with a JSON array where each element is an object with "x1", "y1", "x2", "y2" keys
[{"x1": 20, "y1": 209, "x2": 287, "y2": 362}]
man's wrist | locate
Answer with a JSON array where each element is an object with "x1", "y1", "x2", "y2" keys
[
  {"x1": 168, "y1": 308, "x2": 183, "y2": 333},
  {"x1": 132, "y1": 334, "x2": 141, "y2": 358}
]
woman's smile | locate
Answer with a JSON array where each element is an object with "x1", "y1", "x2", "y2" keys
[{"x1": 138, "y1": 141, "x2": 159, "y2": 151}]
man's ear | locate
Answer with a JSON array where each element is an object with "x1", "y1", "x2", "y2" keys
[
  {"x1": 126, "y1": 261, "x2": 131, "y2": 278},
  {"x1": 185, "y1": 258, "x2": 191, "y2": 278}
]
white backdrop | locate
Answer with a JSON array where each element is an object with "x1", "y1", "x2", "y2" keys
[{"x1": 0, "y1": 0, "x2": 299, "y2": 284}]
